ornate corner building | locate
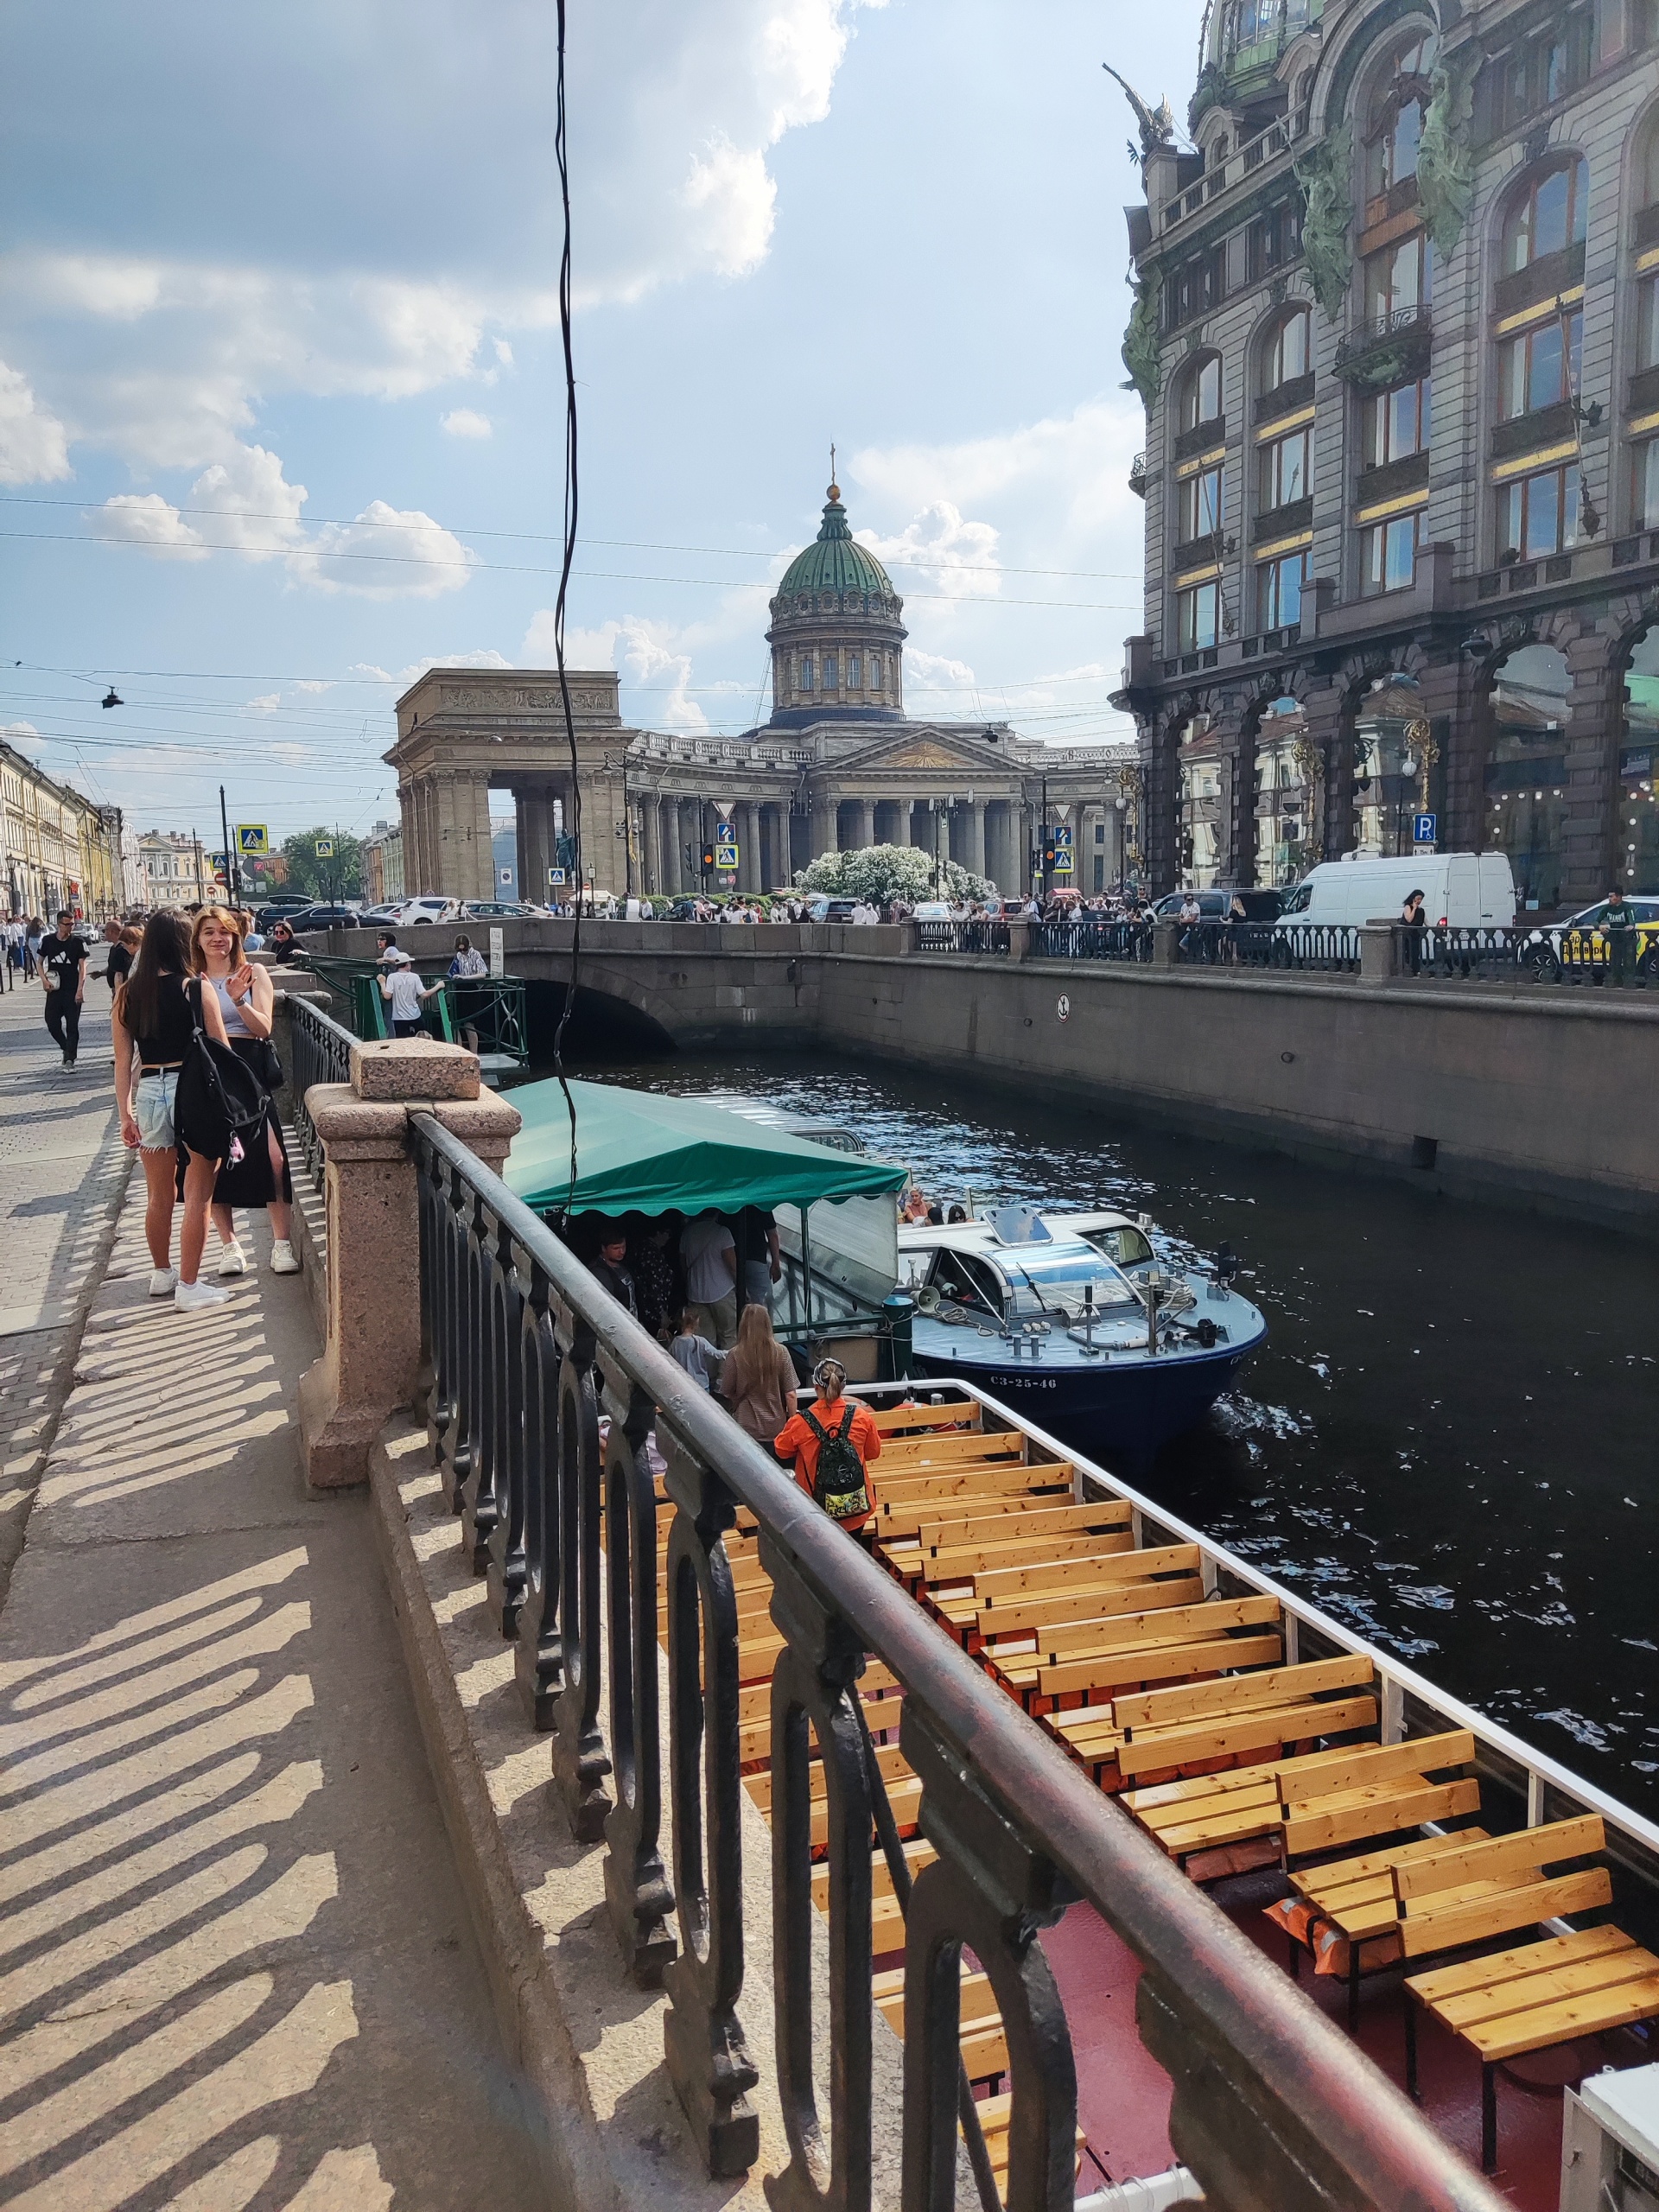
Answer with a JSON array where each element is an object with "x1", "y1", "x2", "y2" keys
[
  {"x1": 1110, "y1": 0, "x2": 1659, "y2": 910},
  {"x1": 385, "y1": 480, "x2": 1135, "y2": 901}
]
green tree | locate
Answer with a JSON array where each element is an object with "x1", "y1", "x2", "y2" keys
[
  {"x1": 795, "y1": 842, "x2": 993, "y2": 904},
  {"x1": 280, "y1": 828, "x2": 364, "y2": 900}
]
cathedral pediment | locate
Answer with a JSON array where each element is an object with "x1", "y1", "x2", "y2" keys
[{"x1": 830, "y1": 725, "x2": 1007, "y2": 777}]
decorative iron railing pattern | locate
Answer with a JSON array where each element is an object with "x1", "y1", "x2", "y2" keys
[
  {"x1": 286, "y1": 995, "x2": 357, "y2": 1180},
  {"x1": 1033, "y1": 918, "x2": 1154, "y2": 962},
  {"x1": 1176, "y1": 922, "x2": 1361, "y2": 972},
  {"x1": 408, "y1": 1107, "x2": 1504, "y2": 2212},
  {"x1": 915, "y1": 919, "x2": 1012, "y2": 956}
]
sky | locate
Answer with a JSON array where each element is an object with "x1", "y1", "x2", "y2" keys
[{"x1": 0, "y1": 0, "x2": 1205, "y2": 851}]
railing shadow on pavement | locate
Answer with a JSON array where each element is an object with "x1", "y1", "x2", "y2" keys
[{"x1": 405, "y1": 1103, "x2": 1507, "y2": 2212}]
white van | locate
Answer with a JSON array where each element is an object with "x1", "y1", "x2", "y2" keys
[{"x1": 1274, "y1": 853, "x2": 1516, "y2": 930}]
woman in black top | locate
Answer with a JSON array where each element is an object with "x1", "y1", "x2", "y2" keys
[
  {"x1": 105, "y1": 925, "x2": 138, "y2": 995},
  {"x1": 111, "y1": 909, "x2": 234, "y2": 1310}
]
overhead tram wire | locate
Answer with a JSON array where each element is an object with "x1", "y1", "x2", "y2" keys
[{"x1": 549, "y1": 0, "x2": 582, "y2": 1220}]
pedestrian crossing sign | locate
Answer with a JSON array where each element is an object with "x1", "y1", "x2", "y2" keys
[
  {"x1": 547, "y1": 867, "x2": 567, "y2": 886},
  {"x1": 236, "y1": 824, "x2": 269, "y2": 855},
  {"x1": 715, "y1": 841, "x2": 739, "y2": 869},
  {"x1": 315, "y1": 839, "x2": 334, "y2": 858},
  {"x1": 1048, "y1": 824, "x2": 1074, "y2": 874}
]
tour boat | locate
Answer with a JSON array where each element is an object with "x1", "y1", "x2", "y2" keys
[{"x1": 895, "y1": 1203, "x2": 1268, "y2": 1467}]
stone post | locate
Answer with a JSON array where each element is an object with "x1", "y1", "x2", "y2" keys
[
  {"x1": 1006, "y1": 918, "x2": 1033, "y2": 963},
  {"x1": 296, "y1": 1037, "x2": 521, "y2": 1492},
  {"x1": 1359, "y1": 925, "x2": 1402, "y2": 983},
  {"x1": 1153, "y1": 918, "x2": 1180, "y2": 969}
]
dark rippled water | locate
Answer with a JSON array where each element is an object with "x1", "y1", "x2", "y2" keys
[{"x1": 563, "y1": 1049, "x2": 1659, "y2": 1818}]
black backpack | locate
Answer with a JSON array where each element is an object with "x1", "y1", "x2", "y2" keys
[
  {"x1": 804, "y1": 1402, "x2": 871, "y2": 1523},
  {"x1": 175, "y1": 979, "x2": 270, "y2": 1164}
]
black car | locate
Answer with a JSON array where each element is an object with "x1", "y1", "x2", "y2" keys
[
  {"x1": 255, "y1": 897, "x2": 315, "y2": 930},
  {"x1": 281, "y1": 903, "x2": 362, "y2": 934},
  {"x1": 1153, "y1": 887, "x2": 1285, "y2": 924}
]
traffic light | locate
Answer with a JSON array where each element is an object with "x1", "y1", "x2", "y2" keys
[
  {"x1": 700, "y1": 845, "x2": 715, "y2": 875},
  {"x1": 1041, "y1": 842, "x2": 1058, "y2": 874}
]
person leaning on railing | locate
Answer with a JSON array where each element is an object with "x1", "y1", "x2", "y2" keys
[
  {"x1": 772, "y1": 1357, "x2": 882, "y2": 1541},
  {"x1": 1603, "y1": 885, "x2": 1638, "y2": 986}
]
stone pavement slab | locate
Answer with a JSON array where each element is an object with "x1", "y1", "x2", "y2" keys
[
  {"x1": 0, "y1": 1170, "x2": 544, "y2": 2210},
  {"x1": 0, "y1": 982, "x2": 132, "y2": 1594}
]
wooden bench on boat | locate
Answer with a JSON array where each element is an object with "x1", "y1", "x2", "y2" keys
[
  {"x1": 1122, "y1": 1730, "x2": 1479, "y2": 1881},
  {"x1": 1045, "y1": 1653, "x2": 1375, "y2": 1793}
]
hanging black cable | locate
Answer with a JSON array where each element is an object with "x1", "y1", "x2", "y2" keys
[{"x1": 549, "y1": 0, "x2": 582, "y2": 1218}]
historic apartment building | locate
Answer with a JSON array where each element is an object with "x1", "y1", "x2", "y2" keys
[
  {"x1": 2, "y1": 740, "x2": 125, "y2": 920},
  {"x1": 1110, "y1": 0, "x2": 1659, "y2": 910},
  {"x1": 386, "y1": 480, "x2": 1135, "y2": 901}
]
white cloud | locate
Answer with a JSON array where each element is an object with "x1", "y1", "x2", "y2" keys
[
  {"x1": 858, "y1": 501, "x2": 1001, "y2": 601},
  {"x1": 91, "y1": 491, "x2": 208, "y2": 557},
  {"x1": 269, "y1": 741, "x2": 310, "y2": 765},
  {"x1": 905, "y1": 649, "x2": 980, "y2": 696},
  {"x1": 288, "y1": 500, "x2": 476, "y2": 599},
  {"x1": 539, "y1": 613, "x2": 711, "y2": 731},
  {"x1": 189, "y1": 443, "x2": 307, "y2": 549},
  {"x1": 3, "y1": 721, "x2": 46, "y2": 760},
  {"x1": 244, "y1": 693, "x2": 282, "y2": 715},
  {"x1": 492, "y1": 339, "x2": 513, "y2": 368},
  {"x1": 351, "y1": 650, "x2": 516, "y2": 690},
  {"x1": 440, "y1": 408, "x2": 492, "y2": 440},
  {"x1": 0, "y1": 361, "x2": 71, "y2": 484},
  {"x1": 294, "y1": 679, "x2": 334, "y2": 694}
]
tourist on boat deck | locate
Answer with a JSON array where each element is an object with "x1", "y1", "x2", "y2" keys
[
  {"x1": 629, "y1": 1221, "x2": 677, "y2": 1343},
  {"x1": 670, "y1": 1306, "x2": 726, "y2": 1392},
  {"x1": 773, "y1": 1358, "x2": 881, "y2": 1535},
  {"x1": 719, "y1": 1304, "x2": 799, "y2": 1444},
  {"x1": 588, "y1": 1230, "x2": 636, "y2": 1317},
  {"x1": 681, "y1": 1208, "x2": 738, "y2": 1347}
]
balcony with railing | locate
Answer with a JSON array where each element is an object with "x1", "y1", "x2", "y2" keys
[
  {"x1": 1160, "y1": 107, "x2": 1307, "y2": 235},
  {"x1": 1333, "y1": 305, "x2": 1433, "y2": 388}
]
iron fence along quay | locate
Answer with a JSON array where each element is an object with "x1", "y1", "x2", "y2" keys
[
  {"x1": 288, "y1": 996, "x2": 356, "y2": 1180},
  {"x1": 408, "y1": 1106, "x2": 1503, "y2": 2212}
]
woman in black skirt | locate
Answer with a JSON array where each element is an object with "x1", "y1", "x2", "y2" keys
[{"x1": 186, "y1": 906, "x2": 300, "y2": 1277}]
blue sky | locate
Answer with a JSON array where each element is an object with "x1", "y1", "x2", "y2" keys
[{"x1": 0, "y1": 0, "x2": 1202, "y2": 852}]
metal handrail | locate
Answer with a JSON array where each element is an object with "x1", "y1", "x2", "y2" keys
[
  {"x1": 286, "y1": 994, "x2": 357, "y2": 1179},
  {"x1": 409, "y1": 1106, "x2": 1505, "y2": 2212}
]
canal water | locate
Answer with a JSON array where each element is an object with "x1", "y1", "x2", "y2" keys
[{"x1": 562, "y1": 1049, "x2": 1659, "y2": 1819}]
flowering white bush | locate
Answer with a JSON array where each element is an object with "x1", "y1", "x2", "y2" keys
[{"x1": 793, "y1": 842, "x2": 995, "y2": 903}]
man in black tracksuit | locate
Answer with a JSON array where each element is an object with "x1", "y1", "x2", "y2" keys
[{"x1": 38, "y1": 912, "x2": 87, "y2": 1068}]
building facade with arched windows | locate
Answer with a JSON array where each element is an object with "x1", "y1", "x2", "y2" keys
[{"x1": 1112, "y1": 0, "x2": 1659, "y2": 910}]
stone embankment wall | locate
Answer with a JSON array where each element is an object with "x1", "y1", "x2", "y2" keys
[{"x1": 307, "y1": 924, "x2": 1659, "y2": 1224}]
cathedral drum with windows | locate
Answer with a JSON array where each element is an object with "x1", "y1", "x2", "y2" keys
[{"x1": 1109, "y1": 0, "x2": 1659, "y2": 912}]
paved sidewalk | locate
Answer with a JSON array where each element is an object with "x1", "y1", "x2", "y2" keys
[
  {"x1": 0, "y1": 1086, "x2": 543, "y2": 2203},
  {"x1": 0, "y1": 977, "x2": 132, "y2": 1592}
]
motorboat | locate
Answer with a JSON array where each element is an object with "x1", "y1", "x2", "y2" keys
[{"x1": 896, "y1": 1203, "x2": 1267, "y2": 1466}]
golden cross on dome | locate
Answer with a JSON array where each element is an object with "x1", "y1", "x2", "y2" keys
[{"x1": 829, "y1": 442, "x2": 838, "y2": 499}]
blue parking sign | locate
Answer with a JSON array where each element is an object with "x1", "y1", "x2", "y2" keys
[{"x1": 1413, "y1": 812, "x2": 1437, "y2": 844}]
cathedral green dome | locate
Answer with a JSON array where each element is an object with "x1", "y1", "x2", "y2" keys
[{"x1": 774, "y1": 485, "x2": 896, "y2": 604}]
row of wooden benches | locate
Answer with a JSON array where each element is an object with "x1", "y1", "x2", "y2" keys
[{"x1": 854, "y1": 1398, "x2": 1659, "y2": 2177}]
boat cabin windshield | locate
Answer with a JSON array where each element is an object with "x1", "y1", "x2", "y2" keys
[
  {"x1": 1080, "y1": 1224, "x2": 1154, "y2": 1268},
  {"x1": 925, "y1": 1249, "x2": 1005, "y2": 1319},
  {"x1": 998, "y1": 1248, "x2": 1140, "y2": 1320}
]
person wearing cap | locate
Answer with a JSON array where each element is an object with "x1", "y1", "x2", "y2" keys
[
  {"x1": 376, "y1": 935, "x2": 442, "y2": 1036},
  {"x1": 772, "y1": 1358, "x2": 882, "y2": 1535}
]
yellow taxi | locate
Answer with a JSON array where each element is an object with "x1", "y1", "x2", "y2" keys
[{"x1": 1522, "y1": 896, "x2": 1659, "y2": 981}]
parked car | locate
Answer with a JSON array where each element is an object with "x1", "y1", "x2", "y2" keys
[
  {"x1": 805, "y1": 896, "x2": 860, "y2": 922},
  {"x1": 386, "y1": 896, "x2": 461, "y2": 926},
  {"x1": 457, "y1": 899, "x2": 536, "y2": 920},
  {"x1": 1153, "y1": 887, "x2": 1285, "y2": 924},
  {"x1": 911, "y1": 900, "x2": 953, "y2": 921},
  {"x1": 255, "y1": 895, "x2": 314, "y2": 930},
  {"x1": 356, "y1": 903, "x2": 404, "y2": 925},
  {"x1": 1518, "y1": 895, "x2": 1659, "y2": 981},
  {"x1": 282, "y1": 902, "x2": 363, "y2": 934}
]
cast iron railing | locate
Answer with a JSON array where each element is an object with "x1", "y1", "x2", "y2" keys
[
  {"x1": 1179, "y1": 922, "x2": 1361, "y2": 972},
  {"x1": 915, "y1": 919, "x2": 1012, "y2": 956},
  {"x1": 1033, "y1": 918, "x2": 1154, "y2": 961},
  {"x1": 287, "y1": 995, "x2": 356, "y2": 1179},
  {"x1": 409, "y1": 1107, "x2": 1504, "y2": 2212}
]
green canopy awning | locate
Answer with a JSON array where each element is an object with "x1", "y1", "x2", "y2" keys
[{"x1": 503, "y1": 1077, "x2": 908, "y2": 1217}]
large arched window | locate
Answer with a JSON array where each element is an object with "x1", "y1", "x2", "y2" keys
[
  {"x1": 1485, "y1": 644, "x2": 1570, "y2": 909},
  {"x1": 1351, "y1": 675, "x2": 1428, "y2": 855},
  {"x1": 1178, "y1": 353, "x2": 1224, "y2": 435},
  {"x1": 1253, "y1": 696, "x2": 1313, "y2": 887},
  {"x1": 1176, "y1": 715, "x2": 1223, "y2": 888},
  {"x1": 1362, "y1": 32, "x2": 1438, "y2": 206},
  {"x1": 1261, "y1": 306, "x2": 1312, "y2": 397},
  {"x1": 1621, "y1": 631, "x2": 1659, "y2": 889},
  {"x1": 1501, "y1": 156, "x2": 1589, "y2": 273}
]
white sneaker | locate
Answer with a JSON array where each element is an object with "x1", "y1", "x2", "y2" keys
[
  {"x1": 175, "y1": 1279, "x2": 232, "y2": 1312},
  {"x1": 269, "y1": 1240, "x2": 300, "y2": 1275},
  {"x1": 218, "y1": 1239, "x2": 248, "y2": 1277},
  {"x1": 148, "y1": 1266, "x2": 179, "y2": 1298}
]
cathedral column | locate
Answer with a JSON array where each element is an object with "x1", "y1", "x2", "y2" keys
[
  {"x1": 638, "y1": 792, "x2": 658, "y2": 894},
  {"x1": 469, "y1": 775, "x2": 496, "y2": 900},
  {"x1": 851, "y1": 797, "x2": 875, "y2": 848},
  {"x1": 961, "y1": 801, "x2": 986, "y2": 880},
  {"x1": 810, "y1": 791, "x2": 837, "y2": 857},
  {"x1": 737, "y1": 801, "x2": 760, "y2": 892},
  {"x1": 520, "y1": 789, "x2": 550, "y2": 904}
]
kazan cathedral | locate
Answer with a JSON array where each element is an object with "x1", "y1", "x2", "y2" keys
[
  {"x1": 385, "y1": 480, "x2": 1135, "y2": 903},
  {"x1": 1110, "y1": 0, "x2": 1659, "y2": 911}
]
